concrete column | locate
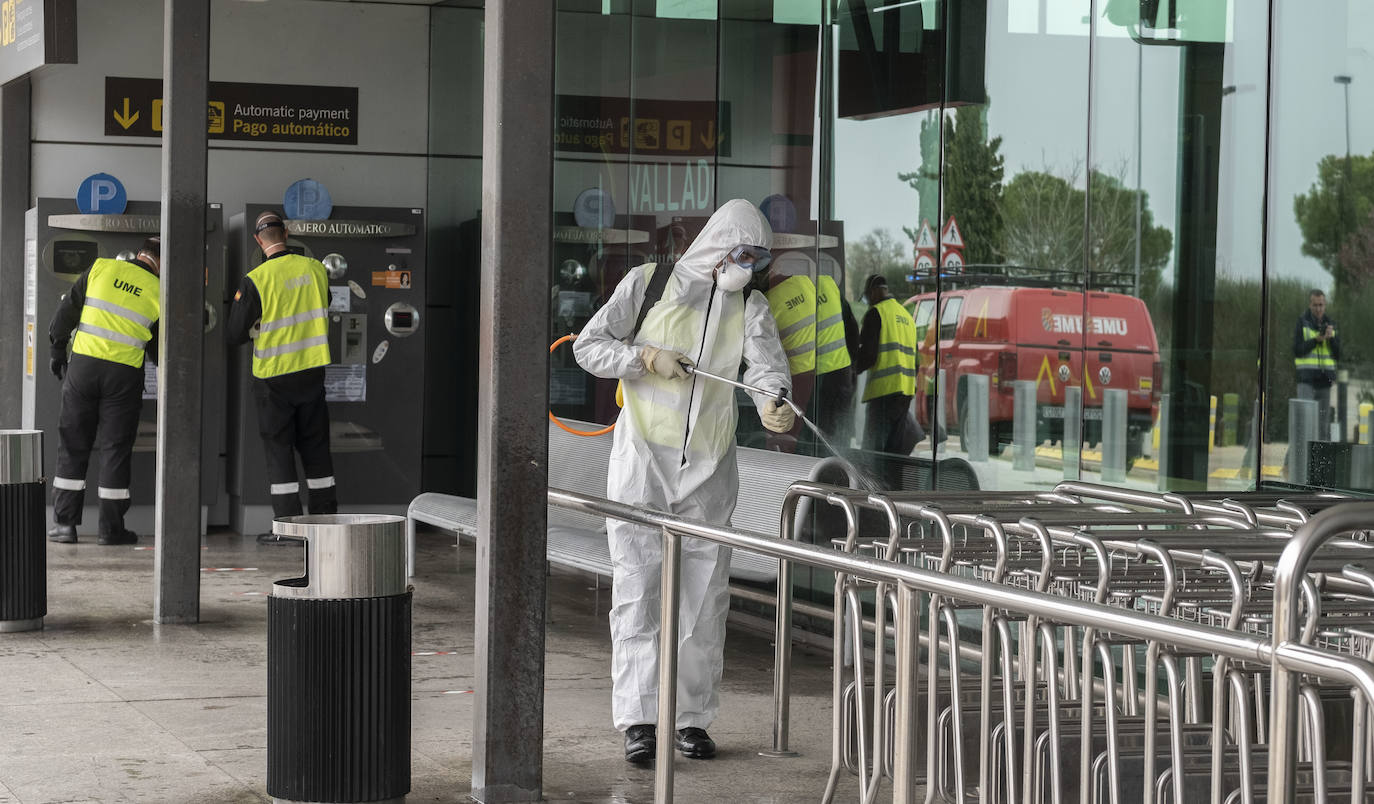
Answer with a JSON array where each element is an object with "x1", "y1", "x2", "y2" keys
[
  {"x1": 1101, "y1": 389, "x2": 1128, "y2": 483},
  {"x1": 1062, "y1": 386, "x2": 1081, "y2": 481},
  {"x1": 1013, "y1": 380, "x2": 1036, "y2": 472},
  {"x1": 154, "y1": 0, "x2": 208, "y2": 624},
  {"x1": 472, "y1": 2, "x2": 553, "y2": 801},
  {"x1": 963, "y1": 374, "x2": 988, "y2": 462},
  {"x1": 0, "y1": 77, "x2": 30, "y2": 427},
  {"x1": 1289, "y1": 399, "x2": 1318, "y2": 487}
]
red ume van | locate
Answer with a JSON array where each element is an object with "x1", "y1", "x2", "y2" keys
[{"x1": 907, "y1": 284, "x2": 1161, "y2": 459}]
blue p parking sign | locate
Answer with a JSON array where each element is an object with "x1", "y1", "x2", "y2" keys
[{"x1": 77, "y1": 173, "x2": 128, "y2": 215}]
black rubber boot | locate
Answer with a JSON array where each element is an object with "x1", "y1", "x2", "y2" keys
[
  {"x1": 98, "y1": 528, "x2": 138, "y2": 546},
  {"x1": 624, "y1": 724, "x2": 656, "y2": 764},
  {"x1": 47, "y1": 524, "x2": 78, "y2": 544}
]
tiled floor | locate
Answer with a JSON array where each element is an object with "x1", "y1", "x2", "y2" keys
[{"x1": 0, "y1": 527, "x2": 841, "y2": 803}]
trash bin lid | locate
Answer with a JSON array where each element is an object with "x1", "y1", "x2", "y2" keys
[
  {"x1": 0, "y1": 430, "x2": 43, "y2": 485},
  {"x1": 270, "y1": 513, "x2": 408, "y2": 599}
]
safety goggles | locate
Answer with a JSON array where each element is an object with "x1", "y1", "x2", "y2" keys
[{"x1": 729, "y1": 244, "x2": 773, "y2": 273}]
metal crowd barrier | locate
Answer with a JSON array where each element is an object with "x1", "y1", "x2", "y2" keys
[{"x1": 546, "y1": 482, "x2": 1374, "y2": 804}]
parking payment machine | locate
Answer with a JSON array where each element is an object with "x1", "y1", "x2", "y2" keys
[
  {"x1": 227, "y1": 205, "x2": 425, "y2": 535},
  {"x1": 21, "y1": 198, "x2": 227, "y2": 532}
]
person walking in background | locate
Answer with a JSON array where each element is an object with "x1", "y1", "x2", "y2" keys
[
  {"x1": 227, "y1": 210, "x2": 337, "y2": 543},
  {"x1": 573, "y1": 199, "x2": 792, "y2": 764},
  {"x1": 855, "y1": 273, "x2": 923, "y2": 463},
  {"x1": 47, "y1": 238, "x2": 162, "y2": 546},
  {"x1": 1293, "y1": 288, "x2": 1341, "y2": 439}
]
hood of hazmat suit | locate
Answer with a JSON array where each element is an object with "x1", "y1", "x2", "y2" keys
[{"x1": 572, "y1": 199, "x2": 791, "y2": 730}]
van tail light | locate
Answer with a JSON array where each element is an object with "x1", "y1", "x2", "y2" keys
[
  {"x1": 1151, "y1": 361, "x2": 1163, "y2": 401},
  {"x1": 998, "y1": 352, "x2": 1018, "y2": 394}
]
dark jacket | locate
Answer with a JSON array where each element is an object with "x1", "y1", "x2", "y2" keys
[{"x1": 1293, "y1": 309, "x2": 1341, "y2": 385}]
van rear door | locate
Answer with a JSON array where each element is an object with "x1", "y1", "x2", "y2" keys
[{"x1": 1011, "y1": 288, "x2": 1085, "y2": 414}]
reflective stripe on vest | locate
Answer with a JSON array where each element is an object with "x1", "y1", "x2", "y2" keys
[
  {"x1": 1295, "y1": 325, "x2": 1336, "y2": 372},
  {"x1": 862, "y1": 298, "x2": 917, "y2": 401},
  {"x1": 71, "y1": 258, "x2": 160, "y2": 369},
  {"x1": 815, "y1": 275, "x2": 851, "y2": 375},
  {"x1": 247, "y1": 254, "x2": 332, "y2": 378},
  {"x1": 766, "y1": 275, "x2": 816, "y2": 374}
]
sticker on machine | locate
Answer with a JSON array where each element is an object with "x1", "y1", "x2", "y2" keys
[
  {"x1": 324, "y1": 364, "x2": 366, "y2": 403},
  {"x1": 24, "y1": 322, "x2": 33, "y2": 378},
  {"x1": 372, "y1": 270, "x2": 411, "y2": 289},
  {"x1": 372, "y1": 339, "x2": 389, "y2": 364},
  {"x1": 347, "y1": 279, "x2": 367, "y2": 300},
  {"x1": 329, "y1": 285, "x2": 351, "y2": 313}
]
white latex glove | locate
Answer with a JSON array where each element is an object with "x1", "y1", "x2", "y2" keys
[
  {"x1": 760, "y1": 398, "x2": 795, "y2": 433},
  {"x1": 249, "y1": 320, "x2": 261, "y2": 339},
  {"x1": 641, "y1": 345, "x2": 693, "y2": 380}
]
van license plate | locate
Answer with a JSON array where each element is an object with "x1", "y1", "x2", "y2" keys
[{"x1": 1040, "y1": 406, "x2": 1103, "y2": 420}]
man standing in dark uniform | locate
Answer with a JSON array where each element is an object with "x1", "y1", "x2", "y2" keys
[
  {"x1": 1293, "y1": 288, "x2": 1341, "y2": 439},
  {"x1": 47, "y1": 237, "x2": 161, "y2": 545},
  {"x1": 227, "y1": 210, "x2": 337, "y2": 543}
]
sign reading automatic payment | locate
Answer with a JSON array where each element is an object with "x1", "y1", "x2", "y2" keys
[{"x1": 104, "y1": 76, "x2": 358, "y2": 145}]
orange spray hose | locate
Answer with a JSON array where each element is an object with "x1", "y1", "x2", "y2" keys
[{"x1": 549, "y1": 334, "x2": 616, "y2": 436}]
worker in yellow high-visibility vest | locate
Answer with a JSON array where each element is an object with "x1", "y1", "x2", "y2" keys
[
  {"x1": 813, "y1": 270, "x2": 857, "y2": 444},
  {"x1": 46, "y1": 238, "x2": 162, "y2": 545},
  {"x1": 855, "y1": 274, "x2": 923, "y2": 459},
  {"x1": 227, "y1": 210, "x2": 337, "y2": 544},
  {"x1": 764, "y1": 258, "x2": 817, "y2": 452},
  {"x1": 1293, "y1": 288, "x2": 1341, "y2": 439}
]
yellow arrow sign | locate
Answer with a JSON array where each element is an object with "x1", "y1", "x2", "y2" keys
[{"x1": 113, "y1": 97, "x2": 139, "y2": 130}]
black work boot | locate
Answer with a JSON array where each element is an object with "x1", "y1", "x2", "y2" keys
[
  {"x1": 98, "y1": 528, "x2": 138, "y2": 546},
  {"x1": 47, "y1": 524, "x2": 78, "y2": 544},
  {"x1": 674, "y1": 727, "x2": 716, "y2": 759},
  {"x1": 624, "y1": 724, "x2": 656, "y2": 764}
]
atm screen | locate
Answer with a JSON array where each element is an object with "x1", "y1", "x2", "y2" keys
[
  {"x1": 51, "y1": 240, "x2": 99, "y2": 276},
  {"x1": 392, "y1": 311, "x2": 414, "y2": 329}
]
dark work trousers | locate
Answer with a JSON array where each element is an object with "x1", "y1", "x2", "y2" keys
[
  {"x1": 253, "y1": 373, "x2": 338, "y2": 518},
  {"x1": 814, "y1": 366, "x2": 856, "y2": 447},
  {"x1": 863, "y1": 392, "x2": 922, "y2": 489},
  {"x1": 53, "y1": 354, "x2": 145, "y2": 537}
]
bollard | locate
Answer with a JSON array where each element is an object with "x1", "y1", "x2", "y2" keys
[
  {"x1": 0, "y1": 430, "x2": 44, "y2": 633},
  {"x1": 1157, "y1": 394, "x2": 1171, "y2": 491},
  {"x1": 1289, "y1": 399, "x2": 1319, "y2": 486},
  {"x1": 268, "y1": 514, "x2": 411, "y2": 804},
  {"x1": 1013, "y1": 380, "x2": 1036, "y2": 472},
  {"x1": 1062, "y1": 386, "x2": 1082, "y2": 481},
  {"x1": 1101, "y1": 389, "x2": 1128, "y2": 483},
  {"x1": 963, "y1": 374, "x2": 989, "y2": 463},
  {"x1": 1221, "y1": 393, "x2": 1238, "y2": 447},
  {"x1": 935, "y1": 369, "x2": 949, "y2": 443},
  {"x1": 1208, "y1": 395, "x2": 1217, "y2": 454}
]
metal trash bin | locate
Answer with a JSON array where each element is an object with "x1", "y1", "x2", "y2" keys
[
  {"x1": 0, "y1": 430, "x2": 45, "y2": 633},
  {"x1": 267, "y1": 514, "x2": 411, "y2": 804}
]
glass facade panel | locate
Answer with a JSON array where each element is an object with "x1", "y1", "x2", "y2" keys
[
  {"x1": 538, "y1": 0, "x2": 1373, "y2": 497},
  {"x1": 1266, "y1": 1, "x2": 1372, "y2": 492}
]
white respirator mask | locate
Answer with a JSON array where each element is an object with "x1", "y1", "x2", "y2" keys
[{"x1": 716, "y1": 261, "x2": 753, "y2": 292}]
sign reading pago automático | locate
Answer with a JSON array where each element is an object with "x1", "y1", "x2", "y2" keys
[{"x1": 104, "y1": 77, "x2": 358, "y2": 145}]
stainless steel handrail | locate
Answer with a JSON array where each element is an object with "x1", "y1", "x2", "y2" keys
[{"x1": 548, "y1": 487, "x2": 1374, "y2": 804}]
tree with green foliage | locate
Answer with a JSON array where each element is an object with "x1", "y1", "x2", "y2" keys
[
  {"x1": 1293, "y1": 152, "x2": 1374, "y2": 296},
  {"x1": 898, "y1": 105, "x2": 1004, "y2": 265},
  {"x1": 844, "y1": 228, "x2": 910, "y2": 301},
  {"x1": 1000, "y1": 164, "x2": 1172, "y2": 298}
]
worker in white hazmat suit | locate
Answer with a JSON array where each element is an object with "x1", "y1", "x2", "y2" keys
[{"x1": 573, "y1": 199, "x2": 794, "y2": 763}]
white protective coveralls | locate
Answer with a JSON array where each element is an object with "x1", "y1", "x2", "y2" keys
[{"x1": 573, "y1": 199, "x2": 791, "y2": 731}]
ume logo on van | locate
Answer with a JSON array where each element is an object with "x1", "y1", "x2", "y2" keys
[{"x1": 1040, "y1": 309, "x2": 1129, "y2": 336}]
